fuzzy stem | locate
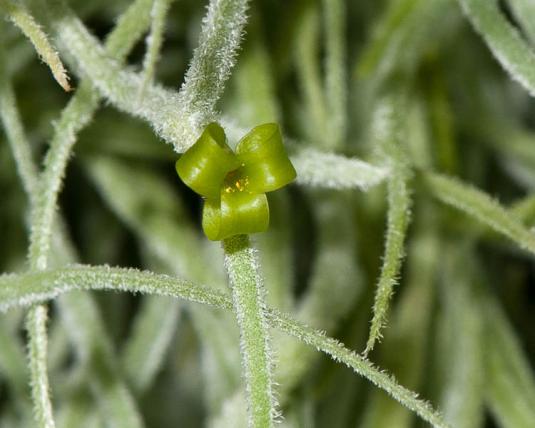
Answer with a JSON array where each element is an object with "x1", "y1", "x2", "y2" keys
[
  {"x1": 137, "y1": 0, "x2": 174, "y2": 101},
  {"x1": 0, "y1": 265, "x2": 448, "y2": 428},
  {"x1": 222, "y1": 235, "x2": 276, "y2": 427},
  {"x1": 3, "y1": 1, "x2": 155, "y2": 426},
  {"x1": 176, "y1": 0, "x2": 250, "y2": 135},
  {"x1": 1, "y1": 34, "x2": 54, "y2": 428},
  {"x1": 25, "y1": 305, "x2": 54, "y2": 428},
  {"x1": 27, "y1": 0, "x2": 153, "y2": 271},
  {"x1": 48, "y1": 0, "x2": 249, "y2": 152},
  {"x1": 268, "y1": 310, "x2": 450, "y2": 428},
  {"x1": 458, "y1": 0, "x2": 535, "y2": 97},
  {"x1": 322, "y1": 0, "x2": 347, "y2": 150},
  {"x1": 422, "y1": 171, "x2": 535, "y2": 255},
  {"x1": 0, "y1": 71, "x2": 80, "y2": 413},
  {"x1": 0, "y1": 49, "x2": 38, "y2": 200},
  {"x1": 295, "y1": 5, "x2": 328, "y2": 145},
  {"x1": 365, "y1": 95, "x2": 412, "y2": 354},
  {"x1": 0, "y1": 0, "x2": 70, "y2": 91}
]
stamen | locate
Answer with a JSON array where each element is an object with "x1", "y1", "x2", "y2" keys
[{"x1": 224, "y1": 173, "x2": 249, "y2": 193}]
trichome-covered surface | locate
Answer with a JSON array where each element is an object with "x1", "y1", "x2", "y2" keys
[{"x1": 0, "y1": 0, "x2": 534, "y2": 427}]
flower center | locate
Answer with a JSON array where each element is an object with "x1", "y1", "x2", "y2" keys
[{"x1": 223, "y1": 169, "x2": 250, "y2": 193}]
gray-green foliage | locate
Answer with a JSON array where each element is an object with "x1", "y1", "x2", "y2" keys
[{"x1": 0, "y1": 0, "x2": 534, "y2": 427}]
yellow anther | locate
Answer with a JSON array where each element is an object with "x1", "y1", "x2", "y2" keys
[{"x1": 223, "y1": 173, "x2": 250, "y2": 194}]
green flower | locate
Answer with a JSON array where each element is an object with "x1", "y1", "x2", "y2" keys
[{"x1": 176, "y1": 122, "x2": 296, "y2": 240}]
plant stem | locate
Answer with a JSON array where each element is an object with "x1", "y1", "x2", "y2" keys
[
  {"x1": 365, "y1": 95, "x2": 412, "y2": 354},
  {"x1": 295, "y1": 4, "x2": 328, "y2": 145},
  {"x1": 177, "y1": 0, "x2": 250, "y2": 135},
  {"x1": 0, "y1": 265, "x2": 449, "y2": 428},
  {"x1": 422, "y1": 171, "x2": 535, "y2": 255},
  {"x1": 50, "y1": 0, "x2": 250, "y2": 152},
  {"x1": 0, "y1": 50, "x2": 38, "y2": 200},
  {"x1": 458, "y1": 0, "x2": 535, "y2": 97},
  {"x1": 0, "y1": 0, "x2": 70, "y2": 91},
  {"x1": 269, "y1": 311, "x2": 450, "y2": 428},
  {"x1": 26, "y1": 213, "x2": 56, "y2": 428},
  {"x1": 1, "y1": 34, "x2": 55, "y2": 428},
  {"x1": 137, "y1": 0, "x2": 174, "y2": 101},
  {"x1": 25, "y1": 305, "x2": 54, "y2": 428},
  {"x1": 322, "y1": 0, "x2": 347, "y2": 149},
  {"x1": 222, "y1": 235, "x2": 275, "y2": 427},
  {"x1": 2, "y1": 2, "x2": 154, "y2": 425}
]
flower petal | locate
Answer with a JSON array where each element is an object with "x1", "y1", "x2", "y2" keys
[
  {"x1": 235, "y1": 123, "x2": 297, "y2": 193},
  {"x1": 176, "y1": 123, "x2": 240, "y2": 199},
  {"x1": 202, "y1": 192, "x2": 269, "y2": 240}
]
